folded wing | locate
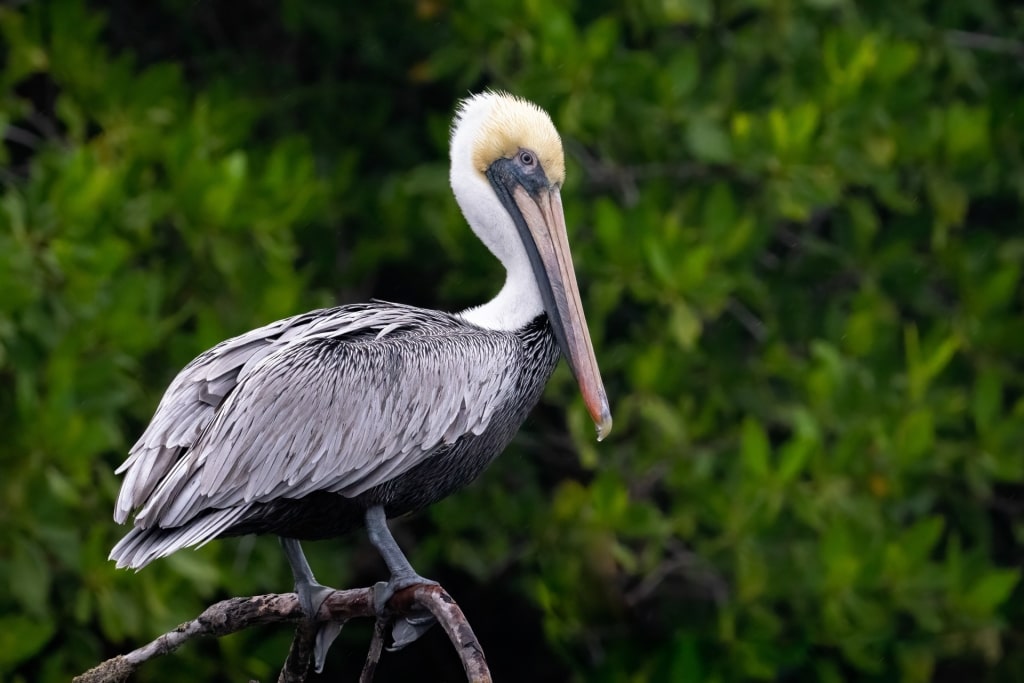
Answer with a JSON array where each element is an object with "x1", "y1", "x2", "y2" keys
[{"x1": 115, "y1": 303, "x2": 516, "y2": 536}]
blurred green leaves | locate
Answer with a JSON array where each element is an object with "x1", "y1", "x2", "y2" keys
[
  {"x1": 1, "y1": 1, "x2": 342, "y2": 678},
  {"x1": 2, "y1": 0, "x2": 1023, "y2": 681}
]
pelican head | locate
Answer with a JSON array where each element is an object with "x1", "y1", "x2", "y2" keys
[{"x1": 449, "y1": 91, "x2": 612, "y2": 441}]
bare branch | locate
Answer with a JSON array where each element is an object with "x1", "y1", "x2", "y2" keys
[
  {"x1": 278, "y1": 620, "x2": 318, "y2": 683},
  {"x1": 398, "y1": 585, "x2": 490, "y2": 683},
  {"x1": 726, "y1": 297, "x2": 768, "y2": 343},
  {"x1": 623, "y1": 540, "x2": 729, "y2": 607},
  {"x1": 73, "y1": 584, "x2": 491, "y2": 683},
  {"x1": 359, "y1": 617, "x2": 388, "y2": 683},
  {"x1": 2, "y1": 125, "x2": 42, "y2": 150},
  {"x1": 565, "y1": 140, "x2": 717, "y2": 206},
  {"x1": 946, "y1": 29, "x2": 1024, "y2": 59}
]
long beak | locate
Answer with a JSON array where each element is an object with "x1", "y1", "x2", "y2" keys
[{"x1": 512, "y1": 185, "x2": 613, "y2": 441}]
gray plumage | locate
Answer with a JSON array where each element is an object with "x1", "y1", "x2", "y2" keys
[{"x1": 111, "y1": 301, "x2": 559, "y2": 569}]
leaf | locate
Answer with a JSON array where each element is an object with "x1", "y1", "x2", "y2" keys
[
  {"x1": 687, "y1": 114, "x2": 732, "y2": 163},
  {"x1": 901, "y1": 517, "x2": 944, "y2": 561},
  {"x1": 584, "y1": 17, "x2": 618, "y2": 59},
  {"x1": 922, "y1": 335, "x2": 960, "y2": 386},
  {"x1": 740, "y1": 416, "x2": 770, "y2": 476},
  {"x1": 847, "y1": 197, "x2": 879, "y2": 251},
  {"x1": 9, "y1": 536, "x2": 52, "y2": 618},
  {"x1": 662, "y1": 0, "x2": 712, "y2": 25},
  {"x1": 927, "y1": 174, "x2": 968, "y2": 234},
  {"x1": 702, "y1": 183, "x2": 737, "y2": 242},
  {"x1": 0, "y1": 616, "x2": 55, "y2": 667},
  {"x1": 876, "y1": 40, "x2": 919, "y2": 82},
  {"x1": 904, "y1": 326, "x2": 959, "y2": 401},
  {"x1": 896, "y1": 409, "x2": 934, "y2": 463},
  {"x1": 639, "y1": 395, "x2": 688, "y2": 443},
  {"x1": 777, "y1": 437, "x2": 813, "y2": 482},
  {"x1": 661, "y1": 46, "x2": 700, "y2": 100},
  {"x1": 964, "y1": 569, "x2": 1020, "y2": 614},
  {"x1": 669, "y1": 299, "x2": 703, "y2": 350},
  {"x1": 789, "y1": 102, "x2": 820, "y2": 150},
  {"x1": 668, "y1": 632, "x2": 704, "y2": 682},
  {"x1": 944, "y1": 103, "x2": 991, "y2": 160},
  {"x1": 644, "y1": 237, "x2": 675, "y2": 287},
  {"x1": 593, "y1": 197, "x2": 623, "y2": 253},
  {"x1": 972, "y1": 369, "x2": 1002, "y2": 433}
]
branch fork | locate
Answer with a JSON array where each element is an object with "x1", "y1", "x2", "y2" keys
[{"x1": 73, "y1": 583, "x2": 491, "y2": 683}]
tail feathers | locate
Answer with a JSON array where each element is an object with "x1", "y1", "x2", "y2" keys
[{"x1": 110, "y1": 506, "x2": 250, "y2": 569}]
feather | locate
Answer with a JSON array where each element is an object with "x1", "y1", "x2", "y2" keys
[{"x1": 110, "y1": 302, "x2": 559, "y2": 569}]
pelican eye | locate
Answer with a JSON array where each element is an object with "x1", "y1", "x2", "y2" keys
[{"x1": 517, "y1": 150, "x2": 535, "y2": 167}]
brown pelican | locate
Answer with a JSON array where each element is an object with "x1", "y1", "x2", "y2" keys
[{"x1": 110, "y1": 91, "x2": 612, "y2": 669}]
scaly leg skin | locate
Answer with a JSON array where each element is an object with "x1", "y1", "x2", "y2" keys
[
  {"x1": 365, "y1": 505, "x2": 439, "y2": 650},
  {"x1": 280, "y1": 537, "x2": 344, "y2": 673}
]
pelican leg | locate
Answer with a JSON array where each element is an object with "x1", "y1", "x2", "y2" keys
[
  {"x1": 365, "y1": 505, "x2": 438, "y2": 650},
  {"x1": 280, "y1": 537, "x2": 344, "y2": 673}
]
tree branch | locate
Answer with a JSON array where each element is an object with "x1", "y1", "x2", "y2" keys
[
  {"x1": 279, "y1": 620, "x2": 319, "y2": 683},
  {"x1": 945, "y1": 29, "x2": 1024, "y2": 59},
  {"x1": 399, "y1": 585, "x2": 490, "y2": 683},
  {"x1": 73, "y1": 584, "x2": 491, "y2": 683},
  {"x1": 359, "y1": 617, "x2": 388, "y2": 683}
]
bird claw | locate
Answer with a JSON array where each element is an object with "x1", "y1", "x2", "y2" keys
[
  {"x1": 297, "y1": 581, "x2": 335, "y2": 621},
  {"x1": 373, "y1": 580, "x2": 392, "y2": 614},
  {"x1": 372, "y1": 575, "x2": 439, "y2": 614},
  {"x1": 388, "y1": 610, "x2": 437, "y2": 651},
  {"x1": 373, "y1": 575, "x2": 440, "y2": 650},
  {"x1": 294, "y1": 580, "x2": 343, "y2": 674},
  {"x1": 314, "y1": 620, "x2": 344, "y2": 673}
]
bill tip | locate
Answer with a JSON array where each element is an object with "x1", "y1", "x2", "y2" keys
[{"x1": 595, "y1": 413, "x2": 613, "y2": 442}]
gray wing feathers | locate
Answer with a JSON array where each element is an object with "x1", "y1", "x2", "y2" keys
[
  {"x1": 132, "y1": 333, "x2": 513, "y2": 531},
  {"x1": 110, "y1": 506, "x2": 251, "y2": 569},
  {"x1": 113, "y1": 305, "x2": 423, "y2": 523},
  {"x1": 113, "y1": 312, "x2": 319, "y2": 523},
  {"x1": 114, "y1": 303, "x2": 517, "y2": 559}
]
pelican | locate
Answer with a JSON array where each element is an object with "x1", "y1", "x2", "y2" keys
[{"x1": 110, "y1": 91, "x2": 612, "y2": 669}]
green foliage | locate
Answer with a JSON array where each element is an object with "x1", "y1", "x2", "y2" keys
[{"x1": 1, "y1": 0, "x2": 1022, "y2": 681}]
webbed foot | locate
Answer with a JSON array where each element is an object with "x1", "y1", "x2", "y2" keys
[
  {"x1": 280, "y1": 537, "x2": 344, "y2": 673},
  {"x1": 365, "y1": 506, "x2": 441, "y2": 650}
]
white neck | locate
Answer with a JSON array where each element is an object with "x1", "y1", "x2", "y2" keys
[{"x1": 448, "y1": 98, "x2": 545, "y2": 331}]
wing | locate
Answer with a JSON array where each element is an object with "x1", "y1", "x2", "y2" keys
[
  {"x1": 126, "y1": 321, "x2": 519, "y2": 531},
  {"x1": 114, "y1": 302, "x2": 446, "y2": 523}
]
